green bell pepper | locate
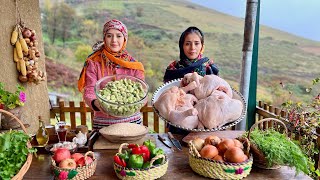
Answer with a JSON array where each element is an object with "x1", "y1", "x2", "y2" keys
[
  {"x1": 151, "y1": 147, "x2": 165, "y2": 165},
  {"x1": 118, "y1": 150, "x2": 130, "y2": 163},
  {"x1": 142, "y1": 161, "x2": 151, "y2": 169},
  {"x1": 143, "y1": 139, "x2": 156, "y2": 152},
  {"x1": 127, "y1": 154, "x2": 144, "y2": 168}
]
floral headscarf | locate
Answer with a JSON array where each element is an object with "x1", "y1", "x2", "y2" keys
[{"x1": 78, "y1": 19, "x2": 144, "y2": 92}]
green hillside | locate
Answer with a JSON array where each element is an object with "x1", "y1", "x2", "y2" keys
[{"x1": 41, "y1": 0, "x2": 320, "y2": 106}]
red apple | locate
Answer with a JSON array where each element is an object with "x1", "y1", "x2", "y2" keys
[
  {"x1": 76, "y1": 157, "x2": 86, "y2": 167},
  {"x1": 59, "y1": 158, "x2": 77, "y2": 169},
  {"x1": 85, "y1": 156, "x2": 94, "y2": 165},
  {"x1": 53, "y1": 148, "x2": 71, "y2": 164},
  {"x1": 71, "y1": 153, "x2": 84, "y2": 162}
]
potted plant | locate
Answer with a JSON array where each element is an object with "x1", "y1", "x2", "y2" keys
[
  {"x1": 281, "y1": 77, "x2": 320, "y2": 179},
  {"x1": 0, "y1": 82, "x2": 26, "y2": 129}
]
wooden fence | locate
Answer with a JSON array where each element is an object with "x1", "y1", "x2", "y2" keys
[{"x1": 50, "y1": 101, "x2": 164, "y2": 132}]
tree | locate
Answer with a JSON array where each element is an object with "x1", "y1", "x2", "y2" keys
[
  {"x1": 57, "y1": 3, "x2": 76, "y2": 47},
  {"x1": 45, "y1": 2, "x2": 76, "y2": 45}
]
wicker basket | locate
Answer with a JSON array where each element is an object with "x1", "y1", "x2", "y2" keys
[
  {"x1": 51, "y1": 151, "x2": 97, "y2": 180},
  {"x1": 114, "y1": 143, "x2": 168, "y2": 180},
  {"x1": 0, "y1": 109, "x2": 33, "y2": 180},
  {"x1": 189, "y1": 138, "x2": 253, "y2": 179},
  {"x1": 248, "y1": 118, "x2": 288, "y2": 169}
]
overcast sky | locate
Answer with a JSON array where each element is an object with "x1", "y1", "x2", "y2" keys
[{"x1": 190, "y1": 0, "x2": 320, "y2": 42}]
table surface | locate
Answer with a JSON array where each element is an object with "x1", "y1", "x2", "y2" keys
[{"x1": 24, "y1": 131, "x2": 311, "y2": 180}]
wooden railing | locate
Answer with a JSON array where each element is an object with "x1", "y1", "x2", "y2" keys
[{"x1": 50, "y1": 101, "x2": 165, "y2": 132}]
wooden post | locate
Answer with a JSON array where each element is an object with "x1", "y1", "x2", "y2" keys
[{"x1": 236, "y1": 0, "x2": 259, "y2": 130}]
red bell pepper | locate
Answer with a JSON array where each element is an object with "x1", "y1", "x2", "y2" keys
[
  {"x1": 130, "y1": 145, "x2": 150, "y2": 162},
  {"x1": 114, "y1": 155, "x2": 126, "y2": 167}
]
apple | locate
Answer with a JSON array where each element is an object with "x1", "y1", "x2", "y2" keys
[
  {"x1": 59, "y1": 158, "x2": 77, "y2": 169},
  {"x1": 53, "y1": 148, "x2": 71, "y2": 164},
  {"x1": 85, "y1": 156, "x2": 94, "y2": 165},
  {"x1": 71, "y1": 153, "x2": 84, "y2": 162},
  {"x1": 76, "y1": 157, "x2": 86, "y2": 167}
]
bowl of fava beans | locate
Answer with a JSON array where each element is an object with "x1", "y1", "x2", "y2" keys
[{"x1": 95, "y1": 74, "x2": 149, "y2": 117}]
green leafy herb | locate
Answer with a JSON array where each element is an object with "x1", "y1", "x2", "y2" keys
[
  {"x1": 0, "y1": 130, "x2": 37, "y2": 180},
  {"x1": 247, "y1": 129, "x2": 310, "y2": 175}
]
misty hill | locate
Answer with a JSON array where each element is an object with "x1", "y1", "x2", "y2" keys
[{"x1": 41, "y1": 0, "x2": 320, "y2": 106}]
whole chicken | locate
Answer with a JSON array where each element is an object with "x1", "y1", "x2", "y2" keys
[
  {"x1": 181, "y1": 72, "x2": 233, "y2": 99},
  {"x1": 194, "y1": 90, "x2": 243, "y2": 129},
  {"x1": 153, "y1": 86, "x2": 198, "y2": 120}
]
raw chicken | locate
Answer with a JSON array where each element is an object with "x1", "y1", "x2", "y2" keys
[
  {"x1": 181, "y1": 72, "x2": 233, "y2": 99},
  {"x1": 194, "y1": 90, "x2": 243, "y2": 129},
  {"x1": 168, "y1": 108, "x2": 199, "y2": 129},
  {"x1": 153, "y1": 86, "x2": 198, "y2": 122}
]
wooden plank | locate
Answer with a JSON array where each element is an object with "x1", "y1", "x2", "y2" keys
[
  {"x1": 69, "y1": 101, "x2": 76, "y2": 129},
  {"x1": 268, "y1": 105, "x2": 274, "y2": 128},
  {"x1": 59, "y1": 101, "x2": 65, "y2": 121},
  {"x1": 154, "y1": 113, "x2": 159, "y2": 133},
  {"x1": 80, "y1": 101, "x2": 86, "y2": 125},
  {"x1": 143, "y1": 112, "x2": 148, "y2": 127}
]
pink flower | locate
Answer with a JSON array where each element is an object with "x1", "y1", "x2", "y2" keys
[
  {"x1": 19, "y1": 92, "x2": 26, "y2": 102},
  {"x1": 59, "y1": 171, "x2": 68, "y2": 180}
]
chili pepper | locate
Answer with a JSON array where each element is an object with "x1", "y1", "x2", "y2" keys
[
  {"x1": 127, "y1": 154, "x2": 144, "y2": 168},
  {"x1": 151, "y1": 147, "x2": 165, "y2": 165},
  {"x1": 118, "y1": 150, "x2": 130, "y2": 163},
  {"x1": 114, "y1": 155, "x2": 126, "y2": 167},
  {"x1": 131, "y1": 145, "x2": 150, "y2": 162},
  {"x1": 143, "y1": 139, "x2": 156, "y2": 152}
]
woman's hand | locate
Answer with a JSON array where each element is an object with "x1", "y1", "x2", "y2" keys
[{"x1": 93, "y1": 99, "x2": 105, "y2": 112}]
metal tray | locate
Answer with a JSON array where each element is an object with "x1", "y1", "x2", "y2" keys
[{"x1": 151, "y1": 79, "x2": 247, "y2": 132}]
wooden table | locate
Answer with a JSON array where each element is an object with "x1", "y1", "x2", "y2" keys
[{"x1": 24, "y1": 131, "x2": 311, "y2": 180}]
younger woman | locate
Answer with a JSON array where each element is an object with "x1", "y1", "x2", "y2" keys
[
  {"x1": 78, "y1": 19, "x2": 145, "y2": 129},
  {"x1": 163, "y1": 26, "x2": 219, "y2": 82},
  {"x1": 163, "y1": 26, "x2": 219, "y2": 134}
]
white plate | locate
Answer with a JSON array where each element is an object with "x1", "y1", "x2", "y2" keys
[{"x1": 151, "y1": 79, "x2": 247, "y2": 132}]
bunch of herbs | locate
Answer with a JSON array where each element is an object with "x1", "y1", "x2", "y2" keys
[
  {"x1": 248, "y1": 129, "x2": 310, "y2": 175},
  {"x1": 0, "y1": 130, "x2": 36, "y2": 180}
]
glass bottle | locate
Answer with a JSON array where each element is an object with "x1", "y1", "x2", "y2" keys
[{"x1": 36, "y1": 116, "x2": 49, "y2": 146}]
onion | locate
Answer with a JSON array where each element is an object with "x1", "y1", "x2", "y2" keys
[
  {"x1": 217, "y1": 138, "x2": 235, "y2": 154},
  {"x1": 233, "y1": 139, "x2": 244, "y2": 149},
  {"x1": 224, "y1": 146, "x2": 247, "y2": 163},
  {"x1": 212, "y1": 154, "x2": 224, "y2": 162},
  {"x1": 192, "y1": 138, "x2": 205, "y2": 152},
  {"x1": 200, "y1": 144, "x2": 218, "y2": 159},
  {"x1": 22, "y1": 29, "x2": 32, "y2": 38},
  {"x1": 204, "y1": 135, "x2": 221, "y2": 146}
]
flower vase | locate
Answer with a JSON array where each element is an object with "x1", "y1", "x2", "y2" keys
[{"x1": 1, "y1": 106, "x2": 22, "y2": 130}]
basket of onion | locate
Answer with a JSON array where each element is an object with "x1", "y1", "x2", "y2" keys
[{"x1": 188, "y1": 135, "x2": 253, "y2": 179}]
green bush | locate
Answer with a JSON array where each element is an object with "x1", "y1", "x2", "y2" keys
[{"x1": 75, "y1": 44, "x2": 92, "y2": 62}]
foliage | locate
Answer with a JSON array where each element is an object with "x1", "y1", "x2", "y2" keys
[
  {"x1": 0, "y1": 130, "x2": 37, "y2": 179},
  {"x1": 281, "y1": 77, "x2": 320, "y2": 178},
  {"x1": 0, "y1": 83, "x2": 26, "y2": 109},
  {"x1": 248, "y1": 129, "x2": 310, "y2": 175},
  {"x1": 75, "y1": 44, "x2": 92, "y2": 62}
]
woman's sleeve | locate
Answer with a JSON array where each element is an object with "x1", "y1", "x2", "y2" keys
[
  {"x1": 83, "y1": 61, "x2": 99, "y2": 110},
  {"x1": 135, "y1": 69, "x2": 145, "y2": 81}
]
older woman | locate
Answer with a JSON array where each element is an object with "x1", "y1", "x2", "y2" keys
[{"x1": 78, "y1": 19, "x2": 145, "y2": 129}]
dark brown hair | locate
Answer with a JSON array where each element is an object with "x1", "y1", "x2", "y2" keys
[{"x1": 179, "y1": 26, "x2": 204, "y2": 60}]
